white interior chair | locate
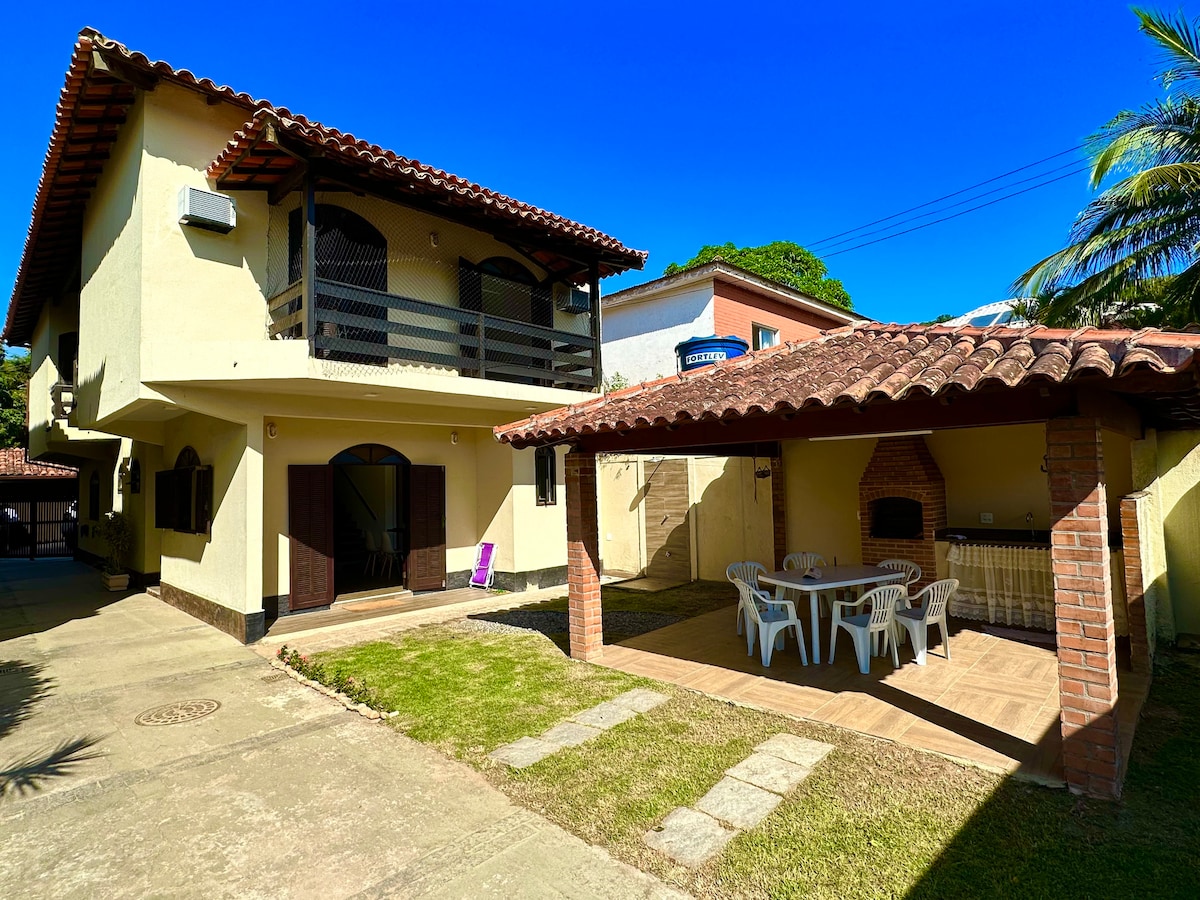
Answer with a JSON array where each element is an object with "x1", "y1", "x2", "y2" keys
[
  {"x1": 363, "y1": 531, "x2": 383, "y2": 576},
  {"x1": 783, "y1": 551, "x2": 831, "y2": 615},
  {"x1": 734, "y1": 578, "x2": 807, "y2": 667},
  {"x1": 895, "y1": 578, "x2": 958, "y2": 665},
  {"x1": 380, "y1": 531, "x2": 403, "y2": 582},
  {"x1": 829, "y1": 584, "x2": 906, "y2": 673},
  {"x1": 727, "y1": 561, "x2": 768, "y2": 637}
]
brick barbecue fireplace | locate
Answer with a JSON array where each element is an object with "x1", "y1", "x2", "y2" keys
[{"x1": 858, "y1": 435, "x2": 946, "y2": 585}]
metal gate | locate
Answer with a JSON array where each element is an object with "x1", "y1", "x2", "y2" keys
[{"x1": 0, "y1": 498, "x2": 77, "y2": 559}]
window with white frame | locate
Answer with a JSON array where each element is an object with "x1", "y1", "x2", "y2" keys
[{"x1": 752, "y1": 324, "x2": 780, "y2": 350}]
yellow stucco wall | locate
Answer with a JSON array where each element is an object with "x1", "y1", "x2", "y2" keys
[
  {"x1": 78, "y1": 95, "x2": 145, "y2": 425},
  {"x1": 783, "y1": 424, "x2": 1134, "y2": 565},
  {"x1": 599, "y1": 455, "x2": 646, "y2": 578},
  {"x1": 693, "y1": 457, "x2": 774, "y2": 580},
  {"x1": 159, "y1": 413, "x2": 262, "y2": 614},
  {"x1": 597, "y1": 454, "x2": 773, "y2": 580},
  {"x1": 261, "y1": 420, "x2": 563, "y2": 599},
  {"x1": 1137, "y1": 428, "x2": 1200, "y2": 636},
  {"x1": 139, "y1": 84, "x2": 270, "y2": 348},
  {"x1": 782, "y1": 438, "x2": 875, "y2": 565}
]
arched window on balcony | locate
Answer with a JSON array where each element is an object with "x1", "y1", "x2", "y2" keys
[{"x1": 289, "y1": 204, "x2": 389, "y2": 365}]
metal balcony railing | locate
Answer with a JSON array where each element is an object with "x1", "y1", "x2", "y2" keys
[{"x1": 267, "y1": 278, "x2": 598, "y2": 391}]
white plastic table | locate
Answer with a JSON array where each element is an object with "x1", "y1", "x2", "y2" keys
[{"x1": 759, "y1": 565, "x2": 906, "y2": 665}]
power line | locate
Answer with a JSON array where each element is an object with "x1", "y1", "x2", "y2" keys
[
  {"x1": 805, "y1": 139, "x2": 1099, "y2": 249},
  {"x1": 821, "y1": 164, "x2": 1094, "y2": 259},
  {"x1": 810, "y1": 157, "x2": 1089, "y2": 253}
]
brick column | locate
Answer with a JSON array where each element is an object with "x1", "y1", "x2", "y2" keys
[
  {"x1": 565, "y1": 450, "x2": 603, "y2": 661},
  {"x1": 770, "y1": 455, "x2": 787, "y2": 571},
  {"x1": 1046, "y1": 417, "x2": 1123, "y2": 799},
  {"x1": 1120, "y1": 494, "x2": 1152, "y2": 675}
]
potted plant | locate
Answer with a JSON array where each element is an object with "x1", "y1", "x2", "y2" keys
[{"x1": 99, "y1": 510, "x2": 133, "y2": 591}]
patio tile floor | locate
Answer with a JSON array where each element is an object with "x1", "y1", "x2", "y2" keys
[{"x1": 597, "y1": 605, "x2": 1150, "y2": 785}]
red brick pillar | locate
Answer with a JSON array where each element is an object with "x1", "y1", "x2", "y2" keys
[
  {"x1": 1120, "y1": 494, "x2": 1152, "y2": 676},
  {"x1": 1046, "y1": 416, "x2": 1123, "y2": 799},
  {"x1": 565, "y1": 450, "x2": 603, "y2": 661},
  {"x1": 771, "y1": 455, "x2": 787, "y2": 571}
]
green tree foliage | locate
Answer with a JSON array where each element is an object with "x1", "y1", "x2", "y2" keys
[
  {"x1": 663, "y1": 241, "x2": 853, "y2": 310},
  {"x1": 0, "y1": 347, "x2": 30, "y2": 448},
  {"x1": 1016, "y1": 8, "x2": 1200, "y2": 327}
]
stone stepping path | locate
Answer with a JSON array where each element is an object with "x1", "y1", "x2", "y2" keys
[
  {"x1": 643, "y1": 733, "x2": 834, "y2": 867},
  {"x1": 488, "y1": 688, "x2": 669, "y2": 769}
]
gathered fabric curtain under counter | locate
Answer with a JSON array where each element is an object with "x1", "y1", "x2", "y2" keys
[{"x1": 946, "y1": 543, "x2": 1127, "y2": 635}]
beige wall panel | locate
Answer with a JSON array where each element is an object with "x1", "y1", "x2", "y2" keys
[
  {"x1": 78, "y1": 95, "x2": 145, "y2": 425},
  {"x1": 599, "y1": 455, "x2": 645, "y2": 577},
  {"x1": 1153, "y1": 428, "x2": 1200, "y2": 635},
  {"x1": 509, "y1": 446, "x2": 568, "y2": 574},
  {"x1": 159, "y1": 413, "x2": 257, "y2": 613},
  {"x1": 140, "y1": 85, "x2": 269, "y2": 348},
  {"x1": 692, "y1": 457, "x2": 774, "y2": 579},
  {"x1": 783, "y1": 438, "x2": 875, "y2": 565}
]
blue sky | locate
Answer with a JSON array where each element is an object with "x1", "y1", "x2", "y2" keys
[{"x1": 0, "y1": 2, "x2": 1173, "y2": 335}]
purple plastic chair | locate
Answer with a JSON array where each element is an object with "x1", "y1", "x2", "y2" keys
[{"x1": 470, "y1": 542, "x2": 496, "y2": 590}]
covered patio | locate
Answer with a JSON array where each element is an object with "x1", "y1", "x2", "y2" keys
[{"x1": 495, "y1": 322, "x2": 1200, "y2": 799}]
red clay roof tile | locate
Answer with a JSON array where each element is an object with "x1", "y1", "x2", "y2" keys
[
  {"x1": 494, "y1": 322, "x2": 1200, "y2": 447},
  {"x1": 0, "y1": 448, "x2": 77, "y2": 479}
]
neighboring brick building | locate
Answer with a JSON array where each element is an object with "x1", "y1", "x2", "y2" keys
[{"x1": 600, "y1": 261, "x2": 857, "y2": 385}]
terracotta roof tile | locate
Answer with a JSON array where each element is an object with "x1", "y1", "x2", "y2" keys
[
  {"x1": 0, "y1": 448, "x2": 77, "y2": 479},
  {"x1": 495, "y1": 322, "x2": 1200, "y2": 447},
  {"x1": 3, "y1": 29, "x2": 645, "y2": 345}
]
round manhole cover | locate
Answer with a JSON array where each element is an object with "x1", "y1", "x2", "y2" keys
[{"x1": 135, "y1": 699, "x2": 221, "y2": 726}]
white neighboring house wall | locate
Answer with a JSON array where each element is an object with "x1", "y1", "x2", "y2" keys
[{"x1": 601, "y1": 282, "x2": 714, "y2": 385}]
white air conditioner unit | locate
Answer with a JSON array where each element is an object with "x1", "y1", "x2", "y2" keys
[
  {"x1": 556, "y1": 287, "x2": 591, "y2": 315},
  {"x1": 178, "y1": 186, "x2": 236, "y2": 233}
]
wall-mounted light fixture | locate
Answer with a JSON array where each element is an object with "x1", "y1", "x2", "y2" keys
[
  {"x1": 429, "y1": 232, "x2": 439, "y2": 248},
  {"x1": 450, "y1": 431, "x2": 459, "y2": 445},
  {"x1": 266, "y1": 422, "x2": 278, "y2": 439}
]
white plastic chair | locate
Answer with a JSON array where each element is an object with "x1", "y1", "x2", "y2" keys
[
  {"x1": 727, "y1": 561, "x2": 768, "y2": 636},
  {"x1": 878, "y1": 559, "x2": 922, "y2": 645},
  {"x1": 784, "y1": 551, "x2": 831, "y2": 615},
  {"x1": 878, "y1": 558, "x2": 922, "y2": 590},
  {"x1": 895, "y1": 578, "x2": 957, "y2": 665},
  {"x1": 734, "y1": 578, "x2": 808, "y2": 667},
  {"x1": 829, "y1": 584, "x2": 906, "y2": 673},
  {"x1": 363, "y1": 531, "x2": 383, "y2": 576}
]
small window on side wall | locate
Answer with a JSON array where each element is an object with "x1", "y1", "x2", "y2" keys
[
  {"x1": 154, "y1": 446, "x2": 213, "y2": 535},
  {"x1": 535, "y1": 446, "x2": 557, "y2": 506},
  {"x1": 752, "y1": 324, "x2": 780, "y2": 351}
]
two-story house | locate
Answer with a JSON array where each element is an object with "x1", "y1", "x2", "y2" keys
[
  {"x1": 600, "y1": 260, "x2": 857, "y2": 385},
  {"x1": 1, "y1": 30, "x2": 645, "y2": 642}
]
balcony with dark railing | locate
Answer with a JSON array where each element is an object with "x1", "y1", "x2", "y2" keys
[{"x1": 267, "y1": 270, "x2": 599, "y2": 391}]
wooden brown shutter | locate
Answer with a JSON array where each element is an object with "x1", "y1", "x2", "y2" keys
[
  {"x1": 288, "y1": 465, "x2": 335, "y2": 610},
  {"x1": 407, "y1": 465, "x2": 446, "y2": 591}
]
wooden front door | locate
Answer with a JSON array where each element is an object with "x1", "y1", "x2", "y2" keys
[
  {"x1": 288, "y1": 465, "x2": 335, "y2": 610},
  {"x1": 407, "y1": 465, "x2": 446, "y2": 591}
]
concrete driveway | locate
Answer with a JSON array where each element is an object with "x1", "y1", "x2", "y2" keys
[{"x1": 0, "y1": 560, "x2": 684, "y2": 899}]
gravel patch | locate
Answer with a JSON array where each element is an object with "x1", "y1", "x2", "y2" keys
[{"x1": 464, "y1": 609, "x2": 684, "y2": 638}]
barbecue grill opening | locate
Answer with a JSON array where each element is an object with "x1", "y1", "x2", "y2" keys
[{"x1": 870, "y1": 496, "x2": 923, "y2": 539}]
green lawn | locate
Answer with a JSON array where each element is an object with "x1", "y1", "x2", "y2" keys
[{"x1": 312, "y1": 626, "x2": 1200, "y2": 900}]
